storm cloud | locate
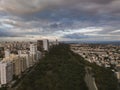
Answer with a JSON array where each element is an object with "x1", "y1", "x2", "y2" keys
[
  {"x1": 0, "y1": 0, "x2": 120, "y2": 41},
  {"x1": 0, "y1": 0, "x2": 120, "y2": 15}
]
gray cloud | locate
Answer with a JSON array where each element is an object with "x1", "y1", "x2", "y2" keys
[
  {"x1": 0, "y1": 0, "x2": 62, "y2": 14},
  {"x1": 0, "y1": 30, "x2": 9, "y2": 37},
  {"x1": 0, "y1": 0, "x2": 120, "y2": 41},
  {"x1": 62, "y1": 33, "x2": 89, "y2": 39},
  {"x1": 0, "y1": 0, "x2": 120, "y2": 16},
  {"x1": 0, "y1": 29, "x2": 20, "y2": 37}
]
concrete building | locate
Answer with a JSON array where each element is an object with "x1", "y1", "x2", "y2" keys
[
  {"x1": 4, "y1": 49, "x2": 10, "y2": 58},
  {"x1": 0, "y1": 44, "x2": 4, "y2": 51},
  {"x1": 30, "y1": 44, "x2": 37, "y2": 64},
  {"x1": 37, "y1": 39, "x2": 49, "y2": 51},
  {"x1": 2, "y1": 54, "x2": 22, "y2": 77},
  {"x1": 37, "y1": 40, "x2": 43, "y2": 51},
  {"x1": 43, "y1": 39, "x2": 49, "y2": 51},
  {"x1": 0, "y1": 41, "x2": 42, "y2": 86},
  {"x1": 20, "y1": 57, "x2": 27, "y2": 72},
  {"x1": 12, "y1": 55, "x2": 21, "y2": 76},
  {"x1": 0, "y1": 61, "x2": 13, "y2": 85},
  {"x1": 18, "y1": 50, "x2": 30, "y2": 69},
  {"x1": 30, "y1": 44, "x2": 37, "y2": 55},
  {"x1": 0, "y1": 45, "x2": 4, "y2": 58}
]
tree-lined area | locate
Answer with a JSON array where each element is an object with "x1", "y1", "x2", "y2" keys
[
  {"x1": 17, "y1": 44, "x2": 88, "y2": 90},
  {"x1": 6, "y1": 44, "x2": 118, "y2": 90},
  {"x1": 90, "y1": 63, "x2": 118, "y2": 90},
  {"x1": 72, "y1": 53, "x2": 118, "y2": 90}
]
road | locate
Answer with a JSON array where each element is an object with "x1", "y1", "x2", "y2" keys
[{"x1": 85, "y1": 67, "x2": 98, "y2": 90}]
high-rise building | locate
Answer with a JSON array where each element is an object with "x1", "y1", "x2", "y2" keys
[
  {"x1": 0, "y1": 45, "x2": 4, "y2": 58},
  {"x1": 4, "y1": 49, "x2": 10, "y2": 58},
  {"x1": 43, "y1": 39, "x2": 49, "y2": 51},
  {"x1": 30, "y1": 44, "x2": 37, "y2": 64},
  {"x1": 20, "y1": 57, "x2": 27, "y2": 72},
  {"x1": 0, "y1": 44, "x2": 4, "y2": 50},
  {"x1": 2, "y1": 54, "x2": 22, "y2": 77},
  {"x1": 0, "y1": 61, "x2": 13, "y2": 85},
  {"x1": 30, "y1": 44, "x2": 37, "y2": 55},
  {"x1": 12, "y1": 55, "x2": 21, "y2": 76},
  {"x1": 18, "y1": 50, "x2": 30, "y2": 69},
  {"x1": 37, "y1": 39, "x2": 49, "y2": 51},
  {"x1": 37, "y1": 40, "x2": 43, "y2": 51}
]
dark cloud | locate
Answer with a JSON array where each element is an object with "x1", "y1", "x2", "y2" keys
[
  {"x1": 0, "y1": 29, "x2": 18, "y2": 37},
  {"x1": 0, "y1": 30, "x2": 9, "y2": 37},
  {"x1": 62, "y1": 33, "x2": 89, "y2": 39},
  {"x1": 0, "y1": 0, "x2": 120, "y2": 16},
  {"x1": 0, "y1": 0, "x2": 120, "y2": 41}
]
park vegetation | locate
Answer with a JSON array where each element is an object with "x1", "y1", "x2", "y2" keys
[
  {"x1": 17, "y1": 44, "x2": 88, "y2": 90},
  {"x1": 15, "y1": 44, "x2": 118, "y2": 90}
]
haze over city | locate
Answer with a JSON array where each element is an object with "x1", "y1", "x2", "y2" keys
[{"x1": 0, "y1": 0, "x2": 120, "y2": 42}]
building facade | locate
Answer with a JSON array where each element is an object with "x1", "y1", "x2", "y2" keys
[{"x1": 0, "y1": 61, "x2": 13, "y2": 85}]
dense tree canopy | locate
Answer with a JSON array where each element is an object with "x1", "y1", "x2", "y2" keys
[
  {"x1": 17, "y1": 44, "x2": 88, "y2": 90},
  {"x1": 3, "y1": 44, "x2": 117, "y2": 90}
]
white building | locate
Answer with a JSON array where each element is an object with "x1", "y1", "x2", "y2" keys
[
  {"x1": 0, "y1": 43, "x2": 42, "y2": 86},
  {"x1": 3, "y1": 54, "x2": 22, "y2": 76},
  {"x1": 18, "y1": 50, "x2": 30, "y2": 69},
  {"x1": 0, "y1": 61, "x2": 13, "y2": 85},
  {"x1": 5, "y1": 49, "x2": 10, "y2": 58},
  {"x1": 43, "y1": 39, "x2": 49, "y2": 51},
  {"x1": 30, "y1": 44, "x2": 37, "y2": 64},
  {"x1": 30, "y1": 44, "x2": 37, "y2": 55}
]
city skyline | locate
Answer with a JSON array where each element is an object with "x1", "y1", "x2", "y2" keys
[{"x1": 0, "y1": 0, "x2": 120, "y2": 41}]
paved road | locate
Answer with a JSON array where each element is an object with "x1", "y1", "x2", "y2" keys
[{"x1": 85, "y1": 67, "x2": 98, "y2": 90}]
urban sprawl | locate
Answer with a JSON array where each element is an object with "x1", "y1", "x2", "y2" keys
[
  {"x1": 0, "y1": 39, "x2": 59, "y2": 87},
  {"x1": 0, "y1": 40, "x2": 120, "y2": 88},
  {"x1": 71, "y1": 44, "x2": 120, "y2": 81}
]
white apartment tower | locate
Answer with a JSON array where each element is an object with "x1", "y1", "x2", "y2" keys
[
  {"x1": 30, "y1": 44, "x2": 37, "y2": 64},
  {"x1": 0, "y1": 61, "x2": 13, "y2": 85},
  {"x1": 5, "y1": 49, "x2": 10, "y2": 58},
  {"x1": 18, "y1": 50, "x2": 30, "y2": 69},
  {"x1": 43, "y1": 39, "x2": 49, "y2": 51},
  {"x1": 30, "y1": 44, "x2": 37, "y2": 55}
]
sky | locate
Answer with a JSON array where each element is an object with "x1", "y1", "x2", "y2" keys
[{"x1": 0, "y1": 0, "x2": 120, "y2": 42}]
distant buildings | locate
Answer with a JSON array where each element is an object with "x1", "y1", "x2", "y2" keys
[
  {"x1": 0, "y1": 45, "x2": 4, "y2": 51},
  {"x1": 70, "y1": 44, "x2": 120, "y2": 81},
  {"x1": 43, "y1": 39, "x2": 49, "y2": 51},
  {"x1": 37, "y1": 39, "x2": 49, "y2": 52},
  {"x1": 50, "y1": 39, "x2": 59, "y2": 46},
  {"x1": 0, "y1": 43, "x2": 42, "y2": 86},
  {"x1": 0, "y1": 45, "x2": 4, "y2": 58},
  {"x1": 5, "y1": 49, "x2": 10, "y2": 58},
  {"x1": 0, "y1": 39, "x2": 58, "y2": 87},
  {"x1": 37, "y1": 40, "x2": 44, "y2": 51}
]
